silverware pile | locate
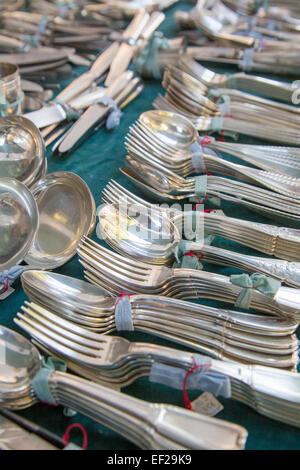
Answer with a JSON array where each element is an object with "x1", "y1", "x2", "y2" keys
[
  {"x1": 76, "y1": 236, "x2": 300, "y2": 320},
  {"x1": 102, "y1": 179, "x2": 300, "y2": 262},
  {"x1": 19, "y1": 270, "x2": 299, "y2": 369},
  {"x1": 1, "y1": 324, "x2": 248, "y2": 450},
  {"x1": 121, "y1": 109, "x2": 300, "y2": 225},
  {"x1": 176, "y1": 0, "x2": 300, "y2": 76},
  {"x1": 14, "y1": 298, "x2": 300, "y2": 428}
]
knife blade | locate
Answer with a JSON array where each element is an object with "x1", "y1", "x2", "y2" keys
[
  {"x1": 56, "y1": 71, "x2": 135, "y2": 154},
  {"x1": 24, "y1": 103, "x2": 68, "y2": 128},
  {"x1": 104, "y1": 10, "x2": 150, "y2": 86}
]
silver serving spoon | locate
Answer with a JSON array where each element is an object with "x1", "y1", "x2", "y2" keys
[{"x1": 0, "y1": 325, "x2": 248, "y2": 450}]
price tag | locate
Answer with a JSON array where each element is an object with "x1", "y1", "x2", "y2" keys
[{"x1": 191, "y1": 392, "x2": 224, "y2": 417}]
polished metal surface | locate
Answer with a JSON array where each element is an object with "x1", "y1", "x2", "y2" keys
[
  {"x1": 0, "y1": 115, "x2": 45, "y2": 187},
  {"x1": 24, "y1": 171, "x2": 96, "y2": 269},
  {"x1": 0, "y1": 178, "x2": 38, "y2": 270},
  {"x1": 0, "y1": 324, "x2": 248, "y2": 450}
]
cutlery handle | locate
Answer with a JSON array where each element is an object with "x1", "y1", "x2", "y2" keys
[
  {"x1": 189, "y1": 242, "x2": 300, "y2": 288},
  {"x1": 229, "y1": 73, "x2": 296, "y2": 103},
  {"x1": 216, "y1": 32, "x2": 255, "y2": 47},
  {"x1": 123, "y1": 10, "x2": 150, "y2": 41},
  {"x1": 51, "y1": 371, "x2": 247, "y2": 450},
  {"x1": 141, "y1": 12, "x2": 166, "y2": 40},
  {"x1": 55, "y1": 70, "x2": 96, "y2": 104},
  {"x1": 90, "y1": 41, "x2": 120, "y2": 75},
  {"x1": 211, "y1": 360, "x2": 300, "y2": 404},
  {"x1": 203, "y1": 210, "x2": 300, "y2": 245},
  {"x1": 129, "y1": 342, "x2": 197, "y2": 367}
]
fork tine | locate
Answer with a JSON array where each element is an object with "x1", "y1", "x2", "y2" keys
[
  {"x1": 14, "y1": 315, "x2": 102, "y2": 366},
  {"x1": 18, "y1": 307, "x2": 103, "y2": 353},
  {"x1": 80, "y1": 237, "x2": 151, "y2": 275},
  {"x1": 22, "y1": 301, "x2": 111, "y2": 343}
]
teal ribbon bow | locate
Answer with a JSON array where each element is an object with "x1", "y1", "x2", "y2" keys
[
  {"x1": 230, "y1": 273, "x2": 281, "y2": 309},
  {"x1": 173, "y1": 236, "x2": 214, "y2": 270},
  {"x1": 135, "y1": 32, "x2": 170, "y2": 80}
]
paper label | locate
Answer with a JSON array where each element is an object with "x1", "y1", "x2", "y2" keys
[{"x1": 192, "y1": 392, "x2": 224, "y2": 416}]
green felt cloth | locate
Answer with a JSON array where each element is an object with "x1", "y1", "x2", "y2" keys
[{"x1": 1, "y1": 1, "x2": 300, "y2": 451}]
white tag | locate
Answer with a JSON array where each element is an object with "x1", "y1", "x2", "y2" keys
[
  {"x1": 0, "y1": 286, "x2": 15, "y2": 300},
  {"x1": 191, "y1": 392, "x2": 224, "y2": 417}
]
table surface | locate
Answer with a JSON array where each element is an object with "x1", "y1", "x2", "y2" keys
[{"x1": 2, "y1": 1, "x2": 300, "y2": 451}]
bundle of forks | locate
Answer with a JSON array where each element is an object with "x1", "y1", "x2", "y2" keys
[
  {"x1": 16, "y1": 274, "x2": 300, "y2": 428},
  {"x1": 20, "y1": 270, "x2": 299, "y2": 369}
]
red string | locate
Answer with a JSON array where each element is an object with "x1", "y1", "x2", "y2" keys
[
  {"x1": 63, "y1": 423, "x2": 88, "y2": 450},
  {"x1": 199, "y1": 136, "x2": 213, "y2": 146},
  {"x1": 1, "y1": 278, "x2": 9, "y2": 293},
  {"x1": 183, "y1": 358, "x2": 212, "y2": 410},
  {"x1": 193, "y1": 193, "x2": 208, "y2": 211},
  {"x1": 115, "y1": 293, "x2": 133, "y2": 309},
  {"x1": 184, "y1": 251, "x2": 204, "y2": 261}
]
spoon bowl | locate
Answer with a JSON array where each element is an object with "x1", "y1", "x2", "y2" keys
[
  {"x1": 139, "y1": 110, "x2": 198, "y2": 149},
  {"x1": 21, "y1": 270, "x2": 113, "y2": 313},
  {"x1": 98, "y1": 202, "x2": 180, "y2": 264},
  {"x1": 0, "y1": 325, "x2": 41, "y2": 402}
]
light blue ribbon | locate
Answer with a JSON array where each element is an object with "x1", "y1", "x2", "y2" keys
[
  {"x1": 114, "y1": 295, "x2": 134, "y2": 331},
  {"x1": 98, "y1": 96, "x2": 123, "y2": 130},
  {"x1": 54, "y1": 99, "x2": 81, "y2": 121},
  {"x1": 0, "y1": 265, "x2": 25, "y2": 288},
  {"x1": 230, "y1": 272, "x2": 281, "y2": 309},
  {"x1": 135, "y1": 32, "x2": 170, "y2": 80},
  {"x1": 149, "y1": 357, "x2": 231, "y2": 398},
  {"x1": 32, "y1": 357, "x2": 67, "y2": 404}
]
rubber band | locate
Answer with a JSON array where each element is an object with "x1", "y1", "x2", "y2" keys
[
  {"x1": 114, "y1": 294, "x2": 134, "y2": 331},
  {"x1": 63, "y1": 423, "x2": 88, "y2": 450}
]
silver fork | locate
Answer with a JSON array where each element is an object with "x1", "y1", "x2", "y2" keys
[
  {"x1": 15, "y1": 299, "x2": 298, "y2": 372},
  {"x1": 15, "y1": 301, "x2": 300, "y2": 429},
  {"x1": 78, "y1": 236, "x2": 300, "y2": 320}
]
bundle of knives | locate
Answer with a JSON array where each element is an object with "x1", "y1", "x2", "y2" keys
[{"x1": 176, "y1": 0, "x2": 300, "y2": 76}]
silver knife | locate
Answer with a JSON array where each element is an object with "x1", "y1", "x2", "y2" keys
[
  {"x1": 104, "y1": 9, "x2": 150, "y2": 86},
  {"x1": 56, "y1": 71, "x2": 135, "y2": 154}
]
